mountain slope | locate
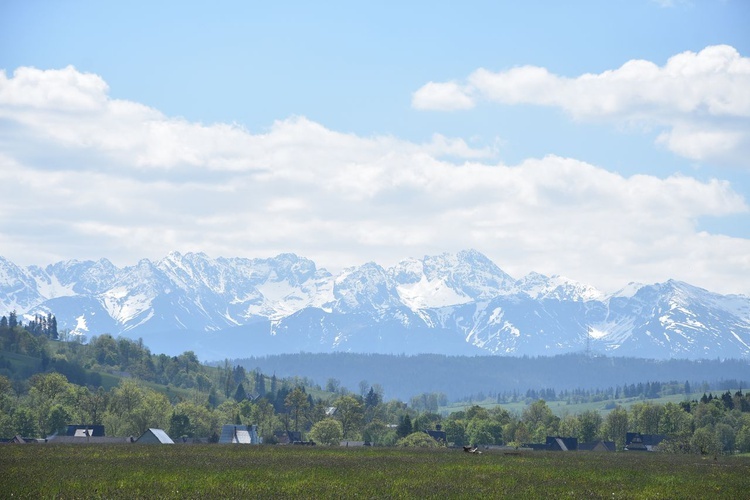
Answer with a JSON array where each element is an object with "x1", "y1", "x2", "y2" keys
[{"x1": 1, "y1": 251, "x2": 748, "y2": 360}]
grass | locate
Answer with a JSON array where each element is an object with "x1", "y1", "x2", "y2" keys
[
  {"x1": 443, "y1": 391, "x2": 723, "y2": 417},
  {"x1": 2, "y1": 445, "x2": 749, "y2": 498}
]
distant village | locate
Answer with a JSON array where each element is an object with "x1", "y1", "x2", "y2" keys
[{"x1": 5, "y1": 422, "x2": 666, "y2": 455}]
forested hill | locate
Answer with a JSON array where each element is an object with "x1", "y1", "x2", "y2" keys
[{"x1": 235, "y1": 353, "x2": 750, "y2": 401}]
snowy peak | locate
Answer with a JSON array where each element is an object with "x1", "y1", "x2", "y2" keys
[
  {"x1": 334, "y1": 262, "x2": 402, "y2": 313},
  {"x1": 0, "y1": 251, "x2": 748, "y2": 360},
  {"x1": 514, "y1": 272, "x2": 606, "y2": 302},
  {"x1": 390, "y1": 249, "x2": 515, "y2": 309}
]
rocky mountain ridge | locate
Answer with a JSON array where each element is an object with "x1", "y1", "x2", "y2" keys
[{"x1": 1, "y1": 250, "x2": 748, "y2": 360}]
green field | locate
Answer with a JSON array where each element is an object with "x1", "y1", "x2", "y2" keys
[
  {"x1": 2, "y1": 445, "x2": 749, "y2": 498},
  {"x1": 443, "y1": 391, "x2": 718, "y2": 417}
]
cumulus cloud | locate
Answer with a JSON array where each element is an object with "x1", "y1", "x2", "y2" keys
[
  {"x1": 412, "y1": 45, "x2": 750, "y2": 166},
  {"x1": 411, "y1": 81, "x2": 475, "y2": 111},
  {"x1": 0, "y1": 65, "x2": 749, "y2": 294}
]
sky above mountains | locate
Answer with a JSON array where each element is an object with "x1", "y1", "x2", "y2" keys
[{"x1": 1, "y1": 0, "x2": 749, "y2": 295}]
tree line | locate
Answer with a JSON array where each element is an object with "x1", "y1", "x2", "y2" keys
[{"x1": 1, "y1": 313, "x2": 750, "y2": 454}]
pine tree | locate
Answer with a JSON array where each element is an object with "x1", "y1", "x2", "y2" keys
[
  {"x1": 397, "y1": 415, "x2": 413, "y2": 438},
  {"x1": 8, "y1": 310, "x2": 18, "y2": 329},
  {"x1": 234, "y1": 383, "x2": 247, "y2": 402}
]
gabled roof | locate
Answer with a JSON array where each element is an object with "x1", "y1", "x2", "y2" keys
[
  {"x1": 66, "y1": 425, "x2": 105, "y2": 437},
  {"x1": 545, "y1": 436, "x2": 578, "y2": 451},
  {"x1": 219, "y1": 425, "x2": 258, "y2": 444},
  {"x1": 579, "y1": 441, "x2": 616, "y2": 452},
  {"x1": 625, "y1": 433, "x2": 665, "y2": 451},
  {"x1": 220, "y1": 425, "x2": 250, "y2": 444},
  {"x1": 136, "y1": 428, "x2": 174, "y2": 444}
]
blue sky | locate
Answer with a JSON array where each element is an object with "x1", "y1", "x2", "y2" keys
[{"x1": 1, "y1": 0, "x2": 749, "y2": 295}]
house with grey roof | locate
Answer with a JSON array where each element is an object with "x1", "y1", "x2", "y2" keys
[
  {"x1": 579, "y1": 440, "x2": 616, "y2": 452},
  {"x1": 625, "y1": 432, "x2": 665, "y2": 451},
  {"x1": 135, "y1": 428, "x2": 174, "y2": 444},
  {"x1": 219, "y1": 425, "x2": 259, "y2": 444},
  {"x1": 546, "y1": 436, "x2": 578, "y2": 451}
]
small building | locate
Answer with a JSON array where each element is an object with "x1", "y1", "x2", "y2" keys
[
  {"x1": 579, "y1": 440, "x2": 616, "y2": 452},
  {"x1": 66, "y1": 425, "x2": 105, "y2": 437},
  {"x1": 546, "y1": 436, "x2": 578, "y2": 451},
  {"x1": 523, "y1": 437, "x2": 578, "y2": 451},
  {"x1": 47, "y1": 435, "x2": 132, "y2": 444},
  {"x1": 219, "y1": 425, "x2": 259, "y2": 444},
  {"x1": 625, "y1": 432, "x2": 665, "y2": 451},
  {"x1": 2, "y1": 435, "x2": 45, "y2": 444},
  {"x1": 424, "y1": 424, "x2": 447, "y2": 444},
  {"x1": 135, "y1": 428, "x2": 174, "y2": 444},
  {"x1": 522, "y1": 443, "x2": 548, "y2": 451},
  {"x1": 274, "y1": 430, "x2": 302, "y2": 444}
]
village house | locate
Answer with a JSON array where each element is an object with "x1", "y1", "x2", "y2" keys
[
  {"x1": 219, "y1": 424, "x2": 260, "y2": 444},
  {"x1": 625, "y1": 432, "x2": 665, "y2": 451},
  {"x1": 135, "y1": 428, "x2": 174, "y2": 444}
]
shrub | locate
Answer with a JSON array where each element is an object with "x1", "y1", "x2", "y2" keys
[{"x1": 396, "y1": 432, "x2": 440, "y2": 448}]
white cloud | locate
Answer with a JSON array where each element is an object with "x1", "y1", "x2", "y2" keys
[
  {"x1": 411, "y1": 81, "x2": 475, "y2": 111},
  {"x1": 0, "y1": 65, "x2": 749, "y2": 295},
  {"x1": 412, "y1": 45, "x2": 750, "y2": 166}
]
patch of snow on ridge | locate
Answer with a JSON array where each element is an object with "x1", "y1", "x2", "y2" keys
[
  {"x1": 73, "y1": 314, "x2": 88, "y2": 334},
  {"x1": 34, "y1": 273, "x2": 77, "y2": 300},
  {"x1": 611, "y1": 282, "x2": 645, "y2": 299},
  {"x1": 397, "y1": 275, "x2": 471, "y2": 310},
  {"x1": 515, "y1": 273, "x2": 605, "y2": 301}
]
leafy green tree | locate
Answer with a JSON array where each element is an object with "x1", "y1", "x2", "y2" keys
[
  {"x1": 251, "y1": 398, "x2": 277, "y2": 442},
  {"x1": 466, "y1": 418, "x2": 503, "y2": 445},
  {"x1": 309, "y1": 418, "x2": 343, "y2": 446},
  {"x1": 130, "y1": 388, "x2": 172, "y2": 436},
  {"x1": 603, "y1": 406, "x2": 629, "y2": 450},
  {"x1": 691, "y1": 426, "x2": 720, "y2": 455},
  {"x1": 412, "y1": 412, "x2": 441, "y2": 432},
  {"x1": 558, "y1": 414, "x2": 580, "y2": 438},
  {"x1": 578, "y1": 410, "x2": 602, "y2": 443},
  {"x1": 443, "y1": 418, "x2": 466, "y2": 446},
  {"x1": 335, "y1": 395, "x2": 364, "y2": 439},
  {"x1": 173, "y1": 400, "x2": 218, "y2": 438},
  {"x1": 523, "y1": 399, "x2": 559, "y2": 442},
  {"x1": 13, "y1": 407, "x2": 37, "y2": 437},
  {"x1": 363, "y1": 419, "x2": 390, "y2": 445},
  {"x1": 513, "y1": 421, "x2": 531, "y2": 445},
  {"x1": 80, "y1": 387, "x2": 108, "y2": 426},
  {"x1": 465, "y1": 405, "x2": 489, "y2": 421},
  {"x1": 715, "y1": 423, "x2": 736, "y2": 454},
  {"x1": 632, "y1": 402, "x2": 663, "y2": 435},
  {"x1": 285, "y1": 387, "x2": 310, "y2": 432},
  {"x1": 736, "y1": 425, "x2": 750, "y2": 453},
  {"x1": 28, "y1": 373, "x2": 73, "y2": 436},
  {"x1": 693, "y1": 400, "x2": 725, "y2": 428},
  {"x1": 169, "y1": 411, "x2": 191, "y2": 438},
  {"x1": 397, "y1": 432, "x2": 440, "y2": 448},
  {"x1": 660, "y1": 402, "x2": 693, "y2": 438},
  {"x1": 47, "y1": 404, "x2": 71, "y2": 435}
]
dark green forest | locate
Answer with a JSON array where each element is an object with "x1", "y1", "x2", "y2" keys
[{"x1": 234, "y1": 352, "x2": 750, "y2": 401}]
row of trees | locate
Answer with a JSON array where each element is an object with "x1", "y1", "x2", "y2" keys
[
  {"x1": 1, "y1": 312, "x2": 58, "y2": 340},
  {"x1": 4, "y1": 358, "x2": 749, "y2": 456},
  {"x1": 459, "y1": 381, "x2": 699, "y2": 406},
  {"x1": 2, "y1": 314, "x2": 749, "y2": 454}
]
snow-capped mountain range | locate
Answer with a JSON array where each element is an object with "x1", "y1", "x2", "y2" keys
[{"x1": 1, "y1": 250, "x2": 749, "y2": 360}]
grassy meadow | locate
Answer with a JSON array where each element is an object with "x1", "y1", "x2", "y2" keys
[
  {"x1": 2, "y1": 444, "x2": 749, "y2": 499},
  {"x1": 442, "y1": 391, "x2": 723, "y2": 417}
]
